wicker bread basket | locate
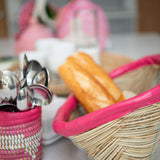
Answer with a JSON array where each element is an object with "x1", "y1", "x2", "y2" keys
[
  {"x1": 0, "y1": 107, "x2": 42, "y2": 160},
  {"x1": 53, "y1": 54, "x2": 160, "y2": 160}
]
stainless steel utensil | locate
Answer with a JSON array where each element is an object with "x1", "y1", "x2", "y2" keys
[
  {"x1": 20, "y1": 78, "x2": 26, "y2": 88},
  {"x1": 23, "y1": 54, "x2": 28, "y2": 78},
  {"x1": 17, "y1": 87, "x2": 33, "y2": 111},
  {"x1": 14, "y1": 70, "x2": 26, "y2": 88},
  {"x1": 27, "y1": 60, "x2": 42, "y2": 75},
  {"x1": 28, "y1": 84, "x2": 53, "y2": 107},
  {"x1": 32, "y1": 67, "x2": 48, "y2": 86},
  {"x1": 0, "y1": 55, "x2": 53, "y2": 112},
  {"x1": 17, "y1": 84, "x2": 53, "y2": 111},
  {"x1": 0, "y1": 71, "x2": 20, "y2": 103},
  {"x1": 23, "y1": 54, "x2": 42, "y2": 86}
]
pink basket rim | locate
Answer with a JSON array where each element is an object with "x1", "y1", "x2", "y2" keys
[
  {"x1": 53, "y1": 54, "x2": 160, "y2": 137},
  {"x1": 0, "y1": 107, "x2": 41, "y2": 126}
]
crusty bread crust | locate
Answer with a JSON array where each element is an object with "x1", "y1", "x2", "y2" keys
[
  {"x1": 58, "y1": 58, "x2": 115, "y2": 113},
  {"x1": 68, "y1": 52, "x2": 125, "y2": 102}
]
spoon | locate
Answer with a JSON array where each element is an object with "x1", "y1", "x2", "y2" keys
[
  {"x1": 17, "y1": 84, "x2": 53, "y2": 111},
  {"x1": 32, "y1": 67, "x2": 49, "y2": 86},
  {"x1": 17, "y1": 87, "x2": 33, "y2": 111},
  {"x1": 28, "y1": 84, "x2": 53, "y2": 107},
  {"x1": 0, "y1": 71, "x2": 20, "y2": 103},
  {"x1": 23, "y1": 54, "x2": 28, "y2": 78},
  {"x1": 23, "y1": 54, "x2": 42, "y2": 86},
  {"x1": 27, "y1": 60, "x2": 42, "y2": 75},
  {"x1": 14, "y1": 70, "x2": 26, "y2": 88}
]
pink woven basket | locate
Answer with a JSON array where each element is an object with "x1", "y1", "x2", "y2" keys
[
  {"x1": 0, "y1": 107, "x2": 42, "y2": 160},
  {"x1": 53, "y1": 54, "x2": 160, "y2": 159}
]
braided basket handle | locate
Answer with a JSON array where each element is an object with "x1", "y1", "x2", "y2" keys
[{"x1": 53, "y1": 54, "x2": 160, "y2": 137}]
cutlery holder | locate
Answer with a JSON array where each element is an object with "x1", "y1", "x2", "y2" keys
[
  {"x1": 53, "y1": 54, "x2": 160, "y2": 160},
  {"x1": 0, "y1": 107, "x2": 42, "y2": 160}
]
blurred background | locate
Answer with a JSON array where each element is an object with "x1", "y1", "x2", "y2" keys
[
  {"x1": 0, "y1": 0, "x2": 160, "y2": 61},
  {"x1": 1, "y1": 0, "x2": 137, "y2": 36},
  {"x1": 1, "y1": 0, "x2": 160, "y2": 37}
]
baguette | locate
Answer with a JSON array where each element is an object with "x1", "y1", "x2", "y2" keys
[
  {"x1": 58, "y1": 58, "x2": 116, "y2": 113},
  {"x1": 68, "y1": 52, "x2": 125, "y2": 102}
]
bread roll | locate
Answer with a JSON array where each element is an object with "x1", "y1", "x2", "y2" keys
[
  {"x1": 58, "y1": 59, "x2": 115, "y2": 113},
  {"x1": 68, "y1": 52, "x2": 125, "y2": 102}
]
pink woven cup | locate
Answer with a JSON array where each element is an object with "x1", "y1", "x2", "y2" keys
[{"x1": 0, "y1": 107, "x2": 42, "y2": 160}]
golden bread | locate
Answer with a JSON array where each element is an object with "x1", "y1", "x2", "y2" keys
[
  {"x1": 68, "y1": 52, "x2": 125, "y2": 102},
  {"x1": 58, "y1": 58, "x2": 116, "y2": 113}
]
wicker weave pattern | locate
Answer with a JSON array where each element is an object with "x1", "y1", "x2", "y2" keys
[
  {"x1": 70, "y1": 103, "x2": 160, "y2": 160},
  {"x1": 114, "y1": 65, "x2": 160, "y2": 95},
  {"x1": 0, "y1": 116, "x2": 42, "y2": 159},
  {"x1": 69, "y1": 64, "x2": 160, "y2": 160}
]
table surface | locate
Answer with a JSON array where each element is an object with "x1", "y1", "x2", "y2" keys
[{"x1": 1, "y1": 33, "x2": 160, "y2": 160}]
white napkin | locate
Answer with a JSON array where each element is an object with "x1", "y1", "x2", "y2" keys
[
  {"x1": 36, "y1": 38, "x2": 76, "y2": 73},
  {"x1": 42, "y1": 95, "x2": 67, "y2": 145}
]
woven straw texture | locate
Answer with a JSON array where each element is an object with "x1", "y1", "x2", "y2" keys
[
  {"x1": 0, "y1": 110, "x2": 42, "y2": 160},
  {"x1": 69, "y1": 64, "x2": 160, "y2": 160}
]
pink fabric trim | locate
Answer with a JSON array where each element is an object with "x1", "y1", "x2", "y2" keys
[
  {"x1": 109, "y1": 54, "x2": 160, "y2": 78},
  {"x1": 0, "y1": 107, "x2": 41, "y2": 126},
  {"x1": 53, "y1": 54, "x2": 160, "y2": 137}
]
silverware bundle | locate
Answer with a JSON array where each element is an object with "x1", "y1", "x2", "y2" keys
[{"x1": 0, "y1": 54, "x2": 53, "y2": 112}]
